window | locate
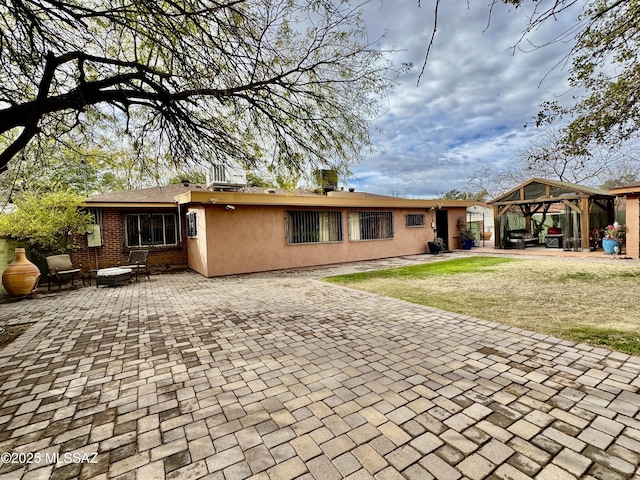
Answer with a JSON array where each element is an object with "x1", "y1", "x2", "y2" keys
[
  {"x1": 406, "y1": 213, "x2": 425, "y2": 227},
  {"x1": 349, "y1": 212, "x2": 393, "y2": 240},
  {"x1": 286, "y1": 211, "x2": 343, "y2": 244},
  {"x1": 186, "y1": 211, "x2": 197, "y2": 238},
  {"x1": 87, "y1": 208, "x2": 102, "y2": 226},
  {"x1": 126, "y1": 213, "x2": 177, "y2": 247}
]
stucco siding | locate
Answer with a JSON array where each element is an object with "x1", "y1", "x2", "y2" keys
[
  {"x1": 626, "y1": 195, "x2": 640, "y2": 259},
  {"x1": 186, "y1": 207, "x2": 208, "y2": 276},
  {"x1": 196, "y1": 205, "x2": 468, "y2": 277}
]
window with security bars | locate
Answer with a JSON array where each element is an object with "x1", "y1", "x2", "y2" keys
[
  {"x1": 406, "y1": 213, "x2": 425, "y2": 227},
  {"x1": 349, "y1": 211, "x2": 394, "y2": 240},
  {"x1": 126, "y1": 213, "x2": 177, "y2": 247},
  {"x1": 286, "y1": 211, "x2": 343, "y2": 244},
  {"x1": 186, "y1": 211, "x2": 197, "y2": 238}
]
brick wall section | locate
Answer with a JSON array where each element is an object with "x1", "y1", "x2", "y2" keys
[{"x1": 72, "y1": 208, "x2": 188, "y2": 271}]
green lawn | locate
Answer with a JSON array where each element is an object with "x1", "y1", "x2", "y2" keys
[{"x1": 325, "y1": 256, "x2": 640, "y2": 355}]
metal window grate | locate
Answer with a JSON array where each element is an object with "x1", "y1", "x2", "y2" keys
[
  {"x1": 350, "y1": 212, "x2": 393, "y2": 240},
  {"x1": 186, "y1": 211, "x2": 197, "y2": 238},
  {"x1": 286, "y1": 211, "x2": 343, "y2": 244},
  {"x1": 406, "y1": 213, "x2": 425, "y2": 227}
]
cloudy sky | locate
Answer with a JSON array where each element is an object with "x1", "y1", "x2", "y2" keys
[{"x1": 346, "y1": 0, "x2": 583, "y2": 198}]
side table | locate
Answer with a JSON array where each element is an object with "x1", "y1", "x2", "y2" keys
[{"x1": 544, "y1": 234, "x2": 563, "y2": 248}]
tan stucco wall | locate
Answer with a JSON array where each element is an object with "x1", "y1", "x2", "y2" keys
[
  {"x1": 625, "y1": 195, "x2": 639, "y2": 259},
  {"x1": 186, "y1": 206, "x2": 209, "y2": 276},
  {"x1": 188, "y1": 205, "x2": 468, "y2": 277}
]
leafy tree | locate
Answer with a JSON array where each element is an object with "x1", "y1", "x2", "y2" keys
[
  {"x1": 0, "y1": 191, "x2": 92, "y2": 255},
  {"x1": 440, "y1": 188, "x2": 487, "y2": 202},
  {"x1": 528, "y1": 1, "x2": 640, "y2": 157},
  {"x1": 246, "y1": 173, "x2": 276, "y2": 188},
  {"x1": 518, "y1": 128, "x2": 640, "y2": 185},
  {"x1": 168, "y1": 170, "x2": 208, "y2": 186},
  {"x1": 0, "y1": 140, "x2": 157, "y2": 202},
  {"x1": 422, "y1": 1, "x2": 640, "y2": 159},
  {"x1": 600, "y1": 175, "x2": 639, "y2": 190},
  {"x1": 0, "y1": 1, "x2": 392, "y2": 180}
]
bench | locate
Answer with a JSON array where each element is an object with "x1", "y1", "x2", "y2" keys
[{"x1": 506, "y1": 229, "x2": 540, "y2": 249}]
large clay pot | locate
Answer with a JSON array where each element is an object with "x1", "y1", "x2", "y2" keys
[{"x1": 2, "y1": 248, "x2": 41, "y2": 296}]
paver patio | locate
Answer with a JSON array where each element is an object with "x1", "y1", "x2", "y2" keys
[{"x1": 1, "y1": 254, "x2": 640, "y2": 479}]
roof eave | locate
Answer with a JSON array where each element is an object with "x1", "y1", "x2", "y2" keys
[
  {"x1": 82, "y1": 201, "x2": 178, "y2": 208},
  {"x1": 177, "y1": 191, "x2": 475, "y2": 209}
]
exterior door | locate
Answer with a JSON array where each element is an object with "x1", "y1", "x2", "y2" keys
[{"x1": 436, "y1": 210, "x2": 449, "y2": 248}]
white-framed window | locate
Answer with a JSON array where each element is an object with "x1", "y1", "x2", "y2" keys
[
  {"x1": 186, "y1": 211, "x2": 197, "y2": 238},
  {"x1": 286, "y1": 211, "x2": 343, "y2": 244},
  {"x1": 126, "y1": 213, "x2": 177, "y2": 247},
  {"x1": 349, "y1": 211, "x2": 394, "y2": 240},
  {"x1": 406, "y1": 213, "x2": 425, "y2": 227}
]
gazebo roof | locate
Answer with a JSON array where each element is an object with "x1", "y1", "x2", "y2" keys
[{"x1": 489, "y1": 178, "x2": 614, "y2": 206}]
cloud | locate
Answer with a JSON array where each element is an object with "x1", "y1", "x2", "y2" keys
[{"x1": 349, "y1": 0, "x2": 582, "y2": 198}]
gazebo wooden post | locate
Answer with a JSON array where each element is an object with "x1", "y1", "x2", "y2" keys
[
  {"x1": 524, "y1": 205, "x2": 532, "y2": 232},
  {"x1": 608, "y1": 198, "x2": 616, "y2": 224},
  {"x1": 493, "y1": 205, "x2": 501, "y2": 249},
  {"x1": 580, "y1": 197, "x2": 590, "y2": 251}
]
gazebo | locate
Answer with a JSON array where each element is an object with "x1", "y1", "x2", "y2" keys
[{"x1": 489, "y1": 178, "x2": 616, "y2": 251}]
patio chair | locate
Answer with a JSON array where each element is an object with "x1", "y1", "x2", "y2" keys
[
  {"x1": 45, "y1": 254, "x2": 84, "y2": 291},
  {"x1": 118, "y1": 249, "x2": 151, "y2": 281}
]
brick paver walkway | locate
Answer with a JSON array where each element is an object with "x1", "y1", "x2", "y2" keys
[{"x1": 1, "y1": 255, "x2": 640, "y2": 479}]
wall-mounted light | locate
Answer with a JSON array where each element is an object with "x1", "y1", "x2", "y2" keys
[
  {"x1": 436, "y1": 203, "x2": 443, "y2": 210},
  {"x1": 210, "y1": 198, "x2": 218, "y2": 204},
  {"x1": 225, "y1": 205, "x2": 236, "y2": 211}
]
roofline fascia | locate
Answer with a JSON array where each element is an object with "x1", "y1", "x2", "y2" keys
[
  {"x1": 81, "y1": 201, "x2": 178, "y2": 208},
  {"x1": 176, "y1": 191, "x2": 475, "y2": 209},
  {"x1": 609, "y1": 186, "x2": 640, "y2": 195},
  {"x1": 490, "y1": 178, "x2": 613, "y2": 204},
  {"x1": 490, "y1": 194, "x2": 613, "y2": 207}
]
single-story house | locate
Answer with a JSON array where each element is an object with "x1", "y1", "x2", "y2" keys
[{"x1": 78, "y1": 182, "x2": 473, "y2": 277}]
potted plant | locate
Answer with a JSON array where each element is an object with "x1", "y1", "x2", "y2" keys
[
  {"x1": 602, "y1": 223, "x2": 626, "y2": 254},
  {"x1": 456, "y1": 216, "x2": 475, "y2": 250}
]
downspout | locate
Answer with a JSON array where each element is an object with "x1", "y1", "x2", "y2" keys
[
  {"x1": 177, "y1": 202, "x2": 182, "y2": 241},
  {"x1": 174, "y1": 196, "x2": 182, "y2": 242}
]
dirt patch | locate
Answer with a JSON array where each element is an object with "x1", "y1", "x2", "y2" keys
[{"x1": 0, "y1": 324, "x2": 34, "y2": 349}]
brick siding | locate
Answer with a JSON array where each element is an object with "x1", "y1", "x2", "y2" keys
[{"x1": 72, "y1": 208, "x2": 188, "y2": 271}]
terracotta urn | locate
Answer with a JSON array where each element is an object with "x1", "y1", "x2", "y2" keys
[{"x1": 2, "y1": 248, "x2": 41, "y2": 296}]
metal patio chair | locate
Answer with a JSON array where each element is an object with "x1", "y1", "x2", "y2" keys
[
  {"x1": 118, "y1": 249, "x2": 151, "y2": 282},
  {"x1": 45, "y1": 254, "x2": 84, "y2": 291}
]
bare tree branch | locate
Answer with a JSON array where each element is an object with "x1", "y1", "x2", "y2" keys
[{"x1": 0, "y1": 0, "x2": 393, "y2": 179}]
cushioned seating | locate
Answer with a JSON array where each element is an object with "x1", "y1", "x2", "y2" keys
[
  {"x1": 506, "y1": 229, "x2": 539, "y2": 249},
  {"x1": 96, "y1": 267, "x2": 132, "y2": 287},
  {"x1": 46, "y1": 254, "x2": 84, "y2": 291}
]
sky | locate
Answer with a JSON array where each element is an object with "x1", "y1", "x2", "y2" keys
[{"x1": 346, "y1": 0, "x2": 583, "y2": 198}]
